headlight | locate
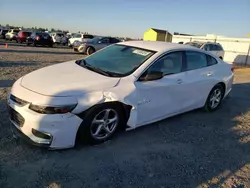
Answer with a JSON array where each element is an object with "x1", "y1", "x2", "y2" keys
[{"x1": 29, "y1": 104, "x2": 77, "y2": 114}]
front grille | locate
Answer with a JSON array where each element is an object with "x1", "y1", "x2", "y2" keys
[
  {"x1": 10, "y1": 94, "x2": 28, "y2": 106},
  {"x1": 9, "y1": 107, "x2": 25, "y2": 127}
]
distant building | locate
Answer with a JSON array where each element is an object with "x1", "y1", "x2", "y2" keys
[{"x1": 143, "y1": 28, "x2": 172, "y2": 42}]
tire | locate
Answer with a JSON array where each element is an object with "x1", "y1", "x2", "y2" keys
[
  {"x1": 77, "y1": 103, "x2": 124, "y2": 145},
  {"x1": 27, "y1": 42, "x2": 30, "y2": 46},
  {"x1": 86, "y1": 46, "x2": 95, "y2": 55},
  {"x1": 204, "y1": 84, "x2": 225, "y2": 112}
]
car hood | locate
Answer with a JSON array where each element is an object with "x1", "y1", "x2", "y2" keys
[{"x1": 20, "y1": 61, "x2": 120, "y2": 97}]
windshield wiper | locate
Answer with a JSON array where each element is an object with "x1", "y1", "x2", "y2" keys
[{"x1": 77, "y1": 59, "x2": 113, "y2": 77}]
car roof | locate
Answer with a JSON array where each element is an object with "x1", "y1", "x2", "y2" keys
[
  {"x1": 191, "y1": 41, "x2": 222, "y2": 46},
  {"x1": 119, "y1": 41, "x2": 198, "y2": 52}
]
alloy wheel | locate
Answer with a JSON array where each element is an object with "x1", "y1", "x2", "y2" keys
[
  {"x1": 90, "y1": 109, "x2": 119, "y2": 140},
  {"x1": 209, "y1": 88, "x2": 222, "y2": 109}
]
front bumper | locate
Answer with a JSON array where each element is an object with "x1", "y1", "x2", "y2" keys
[{"x1": 8, "y1": 94, "x2": 83, "y2": 149}]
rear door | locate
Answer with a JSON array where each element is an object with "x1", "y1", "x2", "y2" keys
[{"x1": 183, "y1": 50, "x2": 219, "y2": 108}]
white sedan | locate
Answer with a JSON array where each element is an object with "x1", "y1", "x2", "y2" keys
[{"x1": 8, "y1": 41, "x2": 234, "y2": 149}]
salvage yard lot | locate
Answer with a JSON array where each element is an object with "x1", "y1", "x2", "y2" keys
[{"x1": 0, "y1": 42, "x2": 250, "y2": 188}]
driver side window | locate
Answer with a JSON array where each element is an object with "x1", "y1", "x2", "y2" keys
[
  {"x1": 147, "y1": 51, "x2": 183, "y2": 76},
  {"x1": 99, "y1": 38, "x2": 109, "y2": 44}
]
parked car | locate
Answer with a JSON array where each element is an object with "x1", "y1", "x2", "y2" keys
[
  {"x1": 5, "y1": 29, "x2": 20, "y2": 41},
  {"x1": 26, "y1": 32, "x2": 53, "y2": 47},
  {"x1": 51, "y1": 32, "x2": 65, "y2": 44},
  {"x1": 61, "y1": 35, "x2": 69, "y2": 46},
  {"x1": 8, "y1": 41, "x2": 234, "y2": 149},
  {"x1": 16, "y1": 31, "x2": 32, "y2": 43},
  {"x1": 72, "y1": 40, "x2": 83, "y2": 50},
  {"x1": 68, "y1": 33, "x2": 94, "y2": 47},
  {"x1": 185, "y1": 41, "x2": 225, "y2": 59},
  {"x1": 74, "y1": 36, "x2": 121, "y2": 55},
  {"x1": 0, "y1": 28, "x2": 9, "y2": 39}
]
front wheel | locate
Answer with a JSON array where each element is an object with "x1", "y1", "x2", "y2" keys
[
  {"x1": 204, "y1": 84, "x2": 224, "y2": 112},
  {"x1": 77, "y1": 103, "x2": 124, "y2": 145}
]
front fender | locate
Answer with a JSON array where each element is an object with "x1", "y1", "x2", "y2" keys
[{"x1": 72, "y1": 89, "x2": 138, "y2": 129}]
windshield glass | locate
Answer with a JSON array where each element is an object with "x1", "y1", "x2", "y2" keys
[
  {"x1": 72, "y1": 33, "x2": 81, "y2": 38},
  {"x1": 185, "y1": 42, "x2": 203, "y2": 48},
  {"x1": 79, "y1": 44, "x2": 155, "y2": 76}
]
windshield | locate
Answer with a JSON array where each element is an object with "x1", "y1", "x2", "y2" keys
[
  {"x1": 37, "y1": 32, "x2": 50, "y2": 37},
  {"x1": 72, "y1": 33, "x2": 82, "y2": 38},
  {"x1": 185, "y1": 42, "x2": 203, "y2": 48},
  {"x1": 78, "y1": 44, "x2": 155, "y2": 77}
]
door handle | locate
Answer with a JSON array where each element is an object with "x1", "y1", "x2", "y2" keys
[
  {"x1": 176, "y1": 79, "x2": 183, "y2": 84},
  {"x1": 207, "y1": 73, "x2": 213, "y2": 77}
]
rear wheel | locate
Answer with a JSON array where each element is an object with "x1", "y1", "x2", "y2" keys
[
  {"x1": 77, "y1": 103, "x2": 124, "y2": 145},
  {"x1": 204, "y1": 84, "x2": 224, "y2": 112},
  {"x1": 86, "y1": 46, "x2": 95, "y2": 55}
]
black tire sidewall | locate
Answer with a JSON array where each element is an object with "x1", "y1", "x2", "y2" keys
[
  {"x1": 205, "y1": 84, "x2": 224, "y2": 112},
  {"x1": 87, "y1": 47, "x2": 95, "y2": 55},
  {"x1": 77, "y1": 103, "x2": 124, "y2": 145}
]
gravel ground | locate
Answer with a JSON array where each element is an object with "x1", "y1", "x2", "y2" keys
[{"x1": 0, "y1": 42, "x2": 250, "y2": 188}]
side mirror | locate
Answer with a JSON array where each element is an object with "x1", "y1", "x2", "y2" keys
[{"x1": 139, "y1": 71, "x2": 163, "y2": 81}]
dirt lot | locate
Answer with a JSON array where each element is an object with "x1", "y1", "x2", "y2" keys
[{"x1": 0, "y1": 42, "x2": 250, "y2": 188}]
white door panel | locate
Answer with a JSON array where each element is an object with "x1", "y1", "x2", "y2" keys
[
  {"x1": 135, "y1": 72, "x2": 190, "y2": 125},
  {"x1": 184, "y1": 66, "x2": 218, "y2": 108}
]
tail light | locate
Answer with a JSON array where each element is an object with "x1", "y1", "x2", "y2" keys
[{"x1": 36, "y1": 36, "x2": 40, "y2": 40}]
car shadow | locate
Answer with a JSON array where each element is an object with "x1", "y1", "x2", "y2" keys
[
  {"x1": 0, "y1": 80, "x2": 15, "y2": 88},
  {"x1": 233, "y1": 54, "x2": 250, "y2": 67},
  {"x1": 0, "y1": 61, "x2": 41, "y2": 67},
  {"x1": 0, "y1": 40, "x2": 70, "y2": 49},
  {"x1": 0, "y1": 48, "x2": 76, "y2": 55},
  {"x1": 0, "y1": 82, "x2": 250, "y2": 187}
]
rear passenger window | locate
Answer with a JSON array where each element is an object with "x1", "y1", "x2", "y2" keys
[
  {"x1": 207, "y1": 55, "x2": 217, "y2": 66},
  {"x1": 216, "y1": 45, "x2": 223, "y2": 51},
  {"x1": 185, "y1": 51, "x2": 207, "y2": 71}
]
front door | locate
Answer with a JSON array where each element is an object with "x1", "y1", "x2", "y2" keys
[{"x1": 135, "y1": 51, "x2": 190, "y2": 126}]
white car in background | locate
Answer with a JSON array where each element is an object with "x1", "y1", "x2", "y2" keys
[
  {"x1": 8, "y1": 41, "x2": 234, "y2": 149},
  {"x1": 5, "y1": 29, "x2": 20, "y2": 41},
  {"x1": 185, "y1": 41, "x2": 225, "y2": 60},
  {"x1": 68, "y1": 33, "x2": 94, "y2": 47}
]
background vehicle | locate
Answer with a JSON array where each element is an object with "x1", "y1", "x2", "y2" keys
[
  {"x1": 26, "y1": 32, "x2": 53, "y2": 47},
  {"x1": 68, "y1": 33, "x2": 94, "y2": 47},
  {"x1": 76, "y1": 36, "x2": 120, "y2": 55},
  {"x1": 5, "y1": 29, "x2": 20, "y2": 41},
  {"x1": 72, "y1": 40, "x2": 83, "y2": 51},
  {"x1": 185, "y1": 41, "x2": 225, "y2": 59},
  {"x1": 16, "y1": 31, "x2": 32, "y2": 43},
  {"x1": 0, "y1": 28, "x2": 9, "y2": 39},
  {"x1": 51, "y1": 32, "x2": 65, "y2": 44}
]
